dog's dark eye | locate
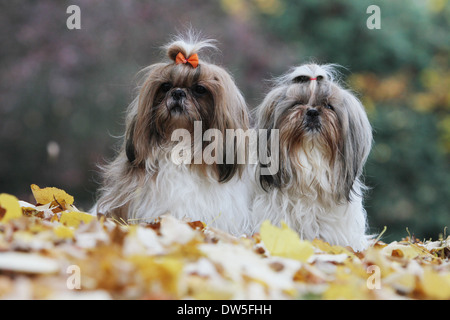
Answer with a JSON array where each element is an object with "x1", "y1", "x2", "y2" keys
[
  {"x1": 193, "y1": 84, "x2": 207, "y2": 95},
  {"x1": 160, "y1": 82, "x2": 172, "y2": 93},
  {"x1": 325, "y1": 104, "x2": 335, "y2": 111}
]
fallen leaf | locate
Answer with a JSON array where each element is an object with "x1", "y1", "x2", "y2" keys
[
  {"x1": 312, "y1": 238, "x2": 356, "y2": 258},
  {"x1": 323, "y1": 267, "x2": 369, "y2": 300},
  {"x1": 381, "y1": 241, "x2": 429, "y2": 259},
  {"x1": 53, "y1": 225, "x2": 75, "y2": 239},
  {"x1": 127, "y1": 256, "x2": 183, "y2": 296},
  {"x1": 383, "y1": 272, "x2": 417, "y2": 295},
  {"x1": 0, "y1": 193, "x2": 23, "y2": 223},
  {"x1": 421, "y1": 267, "x2": 450, "y2": 299},
  {"x1": 260, "y1": 220, "x2": 314, "y2": 262},
  {"x1": 30, "y1": 184, "x2": 74, "y2": 209},
  {"x1": 60, "y1": 210, "x2": 95, "y2": 228}
]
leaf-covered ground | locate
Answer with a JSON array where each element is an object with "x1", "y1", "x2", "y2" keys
[{"x1": 0, "y1": 185, "x2": 449, "y2": 300}]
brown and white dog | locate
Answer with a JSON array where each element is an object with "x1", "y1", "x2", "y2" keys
[{"x1": 94, "y1": 35, "x2": 253, "y2": 235}]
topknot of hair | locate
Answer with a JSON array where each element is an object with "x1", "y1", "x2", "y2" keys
[{"x1": 164, "y1": 33, "x2": 218, "y2": 63}]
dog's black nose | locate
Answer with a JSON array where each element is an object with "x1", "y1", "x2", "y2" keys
[
  {"x1": 171, "y1": 89, "x2": 186, "y2": 100},
  {"x1": 306, "y1": 108, "x2": 320, "y2": 117}
]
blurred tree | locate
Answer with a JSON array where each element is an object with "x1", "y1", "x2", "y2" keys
[{"x1": 366, "y1": 104, "x2": 450, "y2": 239}]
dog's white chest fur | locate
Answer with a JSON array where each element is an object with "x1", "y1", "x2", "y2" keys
[
  {"x1": 252, "y1": 147, "x2": 369, "y2": 251},
  {"x1": 128, "y1": 160, "x2": 253, "y2": 236}
]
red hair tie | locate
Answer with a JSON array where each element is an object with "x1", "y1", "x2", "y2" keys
[
  {"x1": 310, "y1": 77, "x2": 317, "y2": 81},
  {"x1": 175, "y1": 52, "x2": 199, "y2": 68}
]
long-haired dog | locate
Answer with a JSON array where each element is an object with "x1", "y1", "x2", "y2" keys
[
  {"x1": 252, "y1": 64, "x2": 373, "y2": 251},
  {"x1": 94, "y1": 35, "x2": 252, "y2": 235}
]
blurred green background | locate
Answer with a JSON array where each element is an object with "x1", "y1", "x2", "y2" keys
[{"x1": 0, "y1": 0, "x2": 448, "y2": 241}]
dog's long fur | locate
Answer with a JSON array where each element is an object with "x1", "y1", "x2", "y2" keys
[
  {"x1": 252, "y1": 64, "x2": 373, "y2": 251},
  {"x1": 94, "y1": 35, "x2": 253, "y2": 235}
]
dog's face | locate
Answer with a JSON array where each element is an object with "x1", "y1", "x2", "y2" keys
[
  {"x1": 257, "y1": 64, "x2": 372, "y2": 203},
  {"x1": 143, "y1": 63, "x2": 219, "y2": 140},
  {"x1": 125, "y1": 39, "x2": 249, "y2": 182},
  {"x1": 274, "y1": 82, "x2": 342, "y2": 162}
]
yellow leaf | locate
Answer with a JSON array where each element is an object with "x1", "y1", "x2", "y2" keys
[
  {"x1": 30, "y1": 184, "x2": 74, "y2": 208},
  {"x1": 421, "y1": 268, "x2": 450, "y2": 299},
  {"x1": 381, "y1": 241, "x2": 428, "y2": 259},
  {"x1": 0, "y1": 193, "x2": 23, "y2": 223},
  {"x1": 60, "y1": 210, "x2": 94, "y2": 228},
  {"x1": 128, "y1": 256, "x2": 183, "y2": 295},
  {"x1": 184, "y1": 276, "x2": 233, "y2": 300},
  {"x1": 312, "y1": 238, "x2": 355, "y2": 257},
  {"x1": 260, "y1": 220, "x2": 314, "y2": 262},
  {"x1": 53, "y1": 225, "x2": 75, "y2": 239},
  {"x1": 323, "y1": 267, "x2": 369, "y2": 300}
]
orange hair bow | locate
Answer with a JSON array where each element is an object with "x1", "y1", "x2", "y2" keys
[{"x1": 175, "y1": 52, "x2": 199, "y2": 68}]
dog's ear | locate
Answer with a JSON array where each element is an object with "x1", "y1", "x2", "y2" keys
[
  {"x1": 125, "y1": 118, "x2": 137, "y2": 165},
  {"x1": 337, "y1": 91, "x2": 373, "y2": 201},
  {"x1": 209, "y1": 69, "x2": 250, "y2": 183},
  {"x1": 255, "y1": 88, "x2": 286, "y2": 191},
  {"x1": 217, "y1": 163, "x2": 237, "y2": 183},
  {"x1": 258, "y1": 122, "x2": 283, "y2": 191},
  {"x1": 216, "y1": 110, "x2": 248, "y2": 183}
]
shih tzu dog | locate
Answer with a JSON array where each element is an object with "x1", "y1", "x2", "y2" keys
[
  {"x1": 252, "y1": 64, "x2": 373, "y2": 251},
  {"x1": 94, "y1": 35, "x2": 253, "y2": 235}
]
